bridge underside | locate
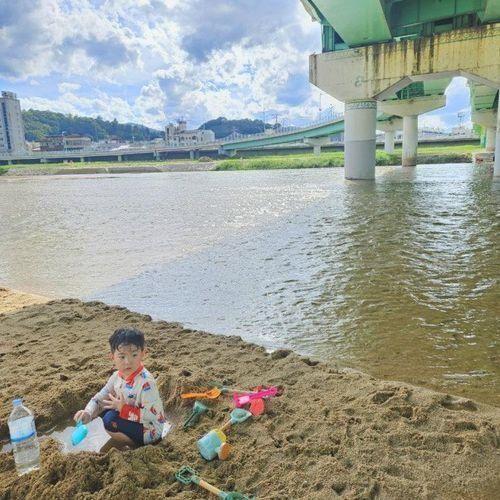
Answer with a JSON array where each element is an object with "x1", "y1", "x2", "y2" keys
[{"x1": 303, "y1": 2, "x2": 500, "y2": 178}]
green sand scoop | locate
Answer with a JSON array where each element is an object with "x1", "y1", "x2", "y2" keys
[
  {"x1": 176, "y1": 465, "x2": 254, "y2": 499},
  {"x1": 183, "y1": 401, "x2": 208, "y2": 430}
]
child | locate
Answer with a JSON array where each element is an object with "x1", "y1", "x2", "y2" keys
[{"x1": 74, "y1": 327, "x2": 166, "y2": 446}]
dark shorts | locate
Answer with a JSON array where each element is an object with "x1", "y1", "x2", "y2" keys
[{"x1": 101, "y1": 410, "x2": 144, "y2": 445}]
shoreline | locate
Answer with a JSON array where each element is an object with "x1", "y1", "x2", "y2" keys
[
  {"x1": 0, "y1": 288, "x2": 499, "y2": 498},
  {"x1": 0, "y1": 146, "x2": 482, "y2": 177}
]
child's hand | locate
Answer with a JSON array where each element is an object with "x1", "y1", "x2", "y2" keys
[
  {"x1": 74, "y1": 410, "x2": 91, "y2": 424},
  {"x1": 103, "y1": 392, "x2": 125, "y2": 412}
]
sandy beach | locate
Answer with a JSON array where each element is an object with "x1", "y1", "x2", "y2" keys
[{"x1": 0, "y1": 288, "x2": 499, "y2": 499}]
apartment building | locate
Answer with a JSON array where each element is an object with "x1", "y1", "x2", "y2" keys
[{"x1": 0, "y1": 91, "x2": 26, "y2": 153}]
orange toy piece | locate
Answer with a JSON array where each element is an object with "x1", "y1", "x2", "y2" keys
[
  {"x1": 180, "y1": 388, "x2": 221, "y2": 400},
  {"x1": 249, "y1": 386, "x2": 265, "y2": 416}
]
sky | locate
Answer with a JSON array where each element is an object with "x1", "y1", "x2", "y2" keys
[{"x1": 0, "y1": 0, "x2": 471, "y2": 131}]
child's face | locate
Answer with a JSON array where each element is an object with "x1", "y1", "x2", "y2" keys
[{"x1": 112, "y1": 343, "x2": 145, "y2": 376}]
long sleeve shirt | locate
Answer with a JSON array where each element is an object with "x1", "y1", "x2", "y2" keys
[{"x1": 84, "y1": 364, "x2": 166, "y2": 444}]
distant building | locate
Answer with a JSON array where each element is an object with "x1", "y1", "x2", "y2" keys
[
  {"x1": 40, "y1": 134, "x2": 92, "y2": 152},
  {"x1": 165, "y1": 120, "x2": 215, "y2": 146},
  {"x1": 0, "y1": 91, "x2": 26, "y2": 153},
  {"x1": 451, "y1": 125, "x2": 472, "y2": 136}
]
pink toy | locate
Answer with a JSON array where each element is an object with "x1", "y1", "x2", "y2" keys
[{"x1": 233, "y1": 387, "x2": 278, "y2": 408}]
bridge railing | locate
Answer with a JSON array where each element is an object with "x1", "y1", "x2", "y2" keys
[{"x1": 217, "y1": 112, "x2": 345, "y2": 145}]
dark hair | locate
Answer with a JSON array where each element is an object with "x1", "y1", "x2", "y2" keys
[{"x1": 109, "y1": 327, "x2": 145, "y2": 352}]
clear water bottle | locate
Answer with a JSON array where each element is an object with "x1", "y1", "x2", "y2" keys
[{"x1": 7, "y1": 398, "x2": 40, "y2": 475}]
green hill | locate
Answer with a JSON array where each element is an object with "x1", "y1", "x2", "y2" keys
[
  {"x1": 22, "y1": 110, "x2": 274, "y2": 143},
  {"x1": 199, "y1": 117, "x2": 273, "y2": 139},
  {"x1": 22, "y1": 110, "x2": 163, "y2": 142}
]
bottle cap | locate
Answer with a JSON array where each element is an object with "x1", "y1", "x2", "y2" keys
[{"x1": 13, "y1": 398, "x2": 23, "y2": 406}]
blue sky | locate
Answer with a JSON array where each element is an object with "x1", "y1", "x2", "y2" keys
[{"x1": 0, "y1": 0, "x2": 470, "y2": 130}]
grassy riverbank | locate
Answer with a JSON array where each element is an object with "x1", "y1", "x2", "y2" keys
[
  {"x1": 216, "y1": 144, "x2": 479, "y2": 171},
  {"x1": 0, "y1": 144, "x2": 480, "y2": 176}
]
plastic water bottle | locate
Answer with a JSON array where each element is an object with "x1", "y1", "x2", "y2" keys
[{"x1": 7, "y1": 398, "x2": 40, "y2": 475}]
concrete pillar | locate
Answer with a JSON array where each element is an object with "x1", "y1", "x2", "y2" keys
[
  {"x1": 189, "y1": 150, "x2": 194, "y2": 160},
  {"x1": 402, "y1": 115, "x2": 418, "y2": 167},
  {"x1": 344, "y1": 99, "x2": 377, "y2": 180},
  {"x1": 494, "y1": 98, "x2": 500, "y2": 177},
  {"x1": 7, "y1": 159, "x2": 12, "y2": 165},
  {"x1": 486, "y1": 127, "x2": 496, "y2": 151},
  {"x1": 80, "y1": 157, "x2": 85, "y2": 163},
  {"x1": 380, "y1": 96, "x2": 446, "y2": 168},
  {"x1": 117, "y1": 155, "x2": 122, "y2": 162},
  {"x1": 384, "y1": 131, "x2": 395, "y2": 153},
  {"x1": 305, "y1": 137, "x2": 329, "y2": 155}
]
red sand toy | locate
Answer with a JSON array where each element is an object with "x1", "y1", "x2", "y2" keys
[{"x1": 233, "y1": 386, "x2": 278, "y2": 408}]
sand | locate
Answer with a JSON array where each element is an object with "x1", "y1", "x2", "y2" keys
[{"x1": 0, "y1": 289, "x2": 499, "y2": 499}]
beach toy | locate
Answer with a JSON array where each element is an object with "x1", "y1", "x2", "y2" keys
[
  {"x1": 197, "y1": 429, "x2": 231, "y2": 461},
  {"x1": 71, "y1": 421, "x2": 88, "y2": 446},
  {"x1": 183, "y1": 401, "x2": 208, "y2": 430},
  {"x1": 248, "y1": 386, "x2": 265, "y2": 416},
  {"x1": 175, "y1": 465, "x2": 253, "y2": 499},
  {"x1": 197, "y1": 408, "x2": 252, "y2": 461},
  {"x1": 180, "y1": 387, "x2": 221, "y2": 400},
  {"x1": 233, "y1": 387, "x2": 278, "y2": 408}
]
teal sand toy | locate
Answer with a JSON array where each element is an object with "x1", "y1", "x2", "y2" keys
[
  {"x1": 71, "y1": 421, "x2": 88, "y2": 446},
  {"x1": 176, "y1": 465, "x2": 254, "y2": 499},
  {"x1": 183, "y1": 400, "x2": 208, "y2": 430},
  {"x1": 197, "y1": 408, "x2": 251, "y2": 461}
]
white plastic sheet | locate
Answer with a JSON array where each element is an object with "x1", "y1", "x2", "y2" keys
[{"x1": 50, "y1": 417, "x2": 111, "y2": 454}]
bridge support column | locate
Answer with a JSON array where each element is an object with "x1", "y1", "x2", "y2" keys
[
  {"x1": 117, "y1": 155, "x2": 122, "y2": 162},
  {"x1": 377, "y1": 118, "x2": 402, "y2": 155},
  {"x1": 189, "y1": 150, "x2": 194, "y2": 160},
  {"x1": 384, "y1": 132, "x2": 395, "y2": 154},
  {"x1": 7, "y1": 159, "x2": 12, "y2": 165},
  {"x1": 344, "y1": 99, "x2": 377, "y2": 180},
  {"x1": 494, "y1": 98, "x2": 500, "y2": 177},
  {"x1": 486, "y1": 127, "x2": 496, "y2": 151},
  {"x1": 402, "y1": 116, "x2": 418, "y2": 167},
  {"x1": 380, "y1": 95, "x2": 446, "y2": 168},
  {"x1": 80, "y1": 157, "x2": 85, "y2": 163},
  {"x1": 305, "y1": 137, "x2": 331, "y2": 156},
  {"x1": 154, "y1": 151, "x2": 160, "y2": 160}
]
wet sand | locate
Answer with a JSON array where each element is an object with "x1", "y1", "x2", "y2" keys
[{"x1": 0, "y1": 289, "x2": 499, "y2": 499}]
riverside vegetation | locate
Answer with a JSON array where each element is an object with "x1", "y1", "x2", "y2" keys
[
  {"x1": 0, "y1": 144, "x2": 480, "y2": 175},
  {"x1": 215, "y1": 144, "x2": 479, "y2": 170}
]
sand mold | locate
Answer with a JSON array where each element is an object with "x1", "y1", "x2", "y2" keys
[{"x1": 0, "y1": 296, "x2": 499, "y2": 499}]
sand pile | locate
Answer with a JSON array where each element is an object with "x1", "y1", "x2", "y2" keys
[{"x1": 0, "y1": 294, "x2": 499, "y2": 499}]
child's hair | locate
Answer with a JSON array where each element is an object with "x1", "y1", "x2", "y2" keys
[{"x1": 109, "y1": 327, "x2": 145, "y2": 352}]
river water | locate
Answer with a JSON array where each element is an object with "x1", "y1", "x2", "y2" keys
[{"x1": 0, "y1": 165, "x2": 498, "y2": 406}]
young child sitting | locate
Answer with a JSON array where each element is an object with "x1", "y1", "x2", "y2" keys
[{"x1": 74, "y1": 327, "x2": 166, "y2": 446}]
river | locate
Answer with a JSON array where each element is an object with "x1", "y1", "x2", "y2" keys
[{"x1": 0, "y1": 164, "x2": 498, "y2": 405}]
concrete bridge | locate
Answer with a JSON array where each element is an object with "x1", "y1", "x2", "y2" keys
[
  {"x1": 301, "y1": 0, "x2": 500, "y2": 179},
  {"x1": 218, "y1": 115, "x2": 344, "y2": 155}
]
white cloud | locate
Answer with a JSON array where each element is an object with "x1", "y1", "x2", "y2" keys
[
  {"x1": 58, "y1": 82, "x2": 81, "y2": 93},
  {"x1": 2, "y1": 0, "x2": 324, "y2": 128}
]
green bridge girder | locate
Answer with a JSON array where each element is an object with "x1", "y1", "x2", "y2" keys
[
  {"x1": 220, "y1": 113, "x2": 406, "y2": 152},
  {"x1": 470, "y1": 82, "x2": 498, "y2": 111},
  {"x1": 220, "y1": 118, "x2": 345, "y2": 152},
  {"x1": 301, "y1": 0, "x2": 500, "y2": 50}
]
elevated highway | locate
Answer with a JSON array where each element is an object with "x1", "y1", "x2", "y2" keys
[{"x1": 301, "y1": 0, "x2": 500, "y2": 179}]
